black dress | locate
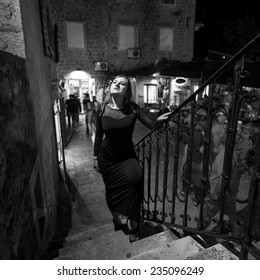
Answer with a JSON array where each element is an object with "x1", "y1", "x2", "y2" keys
[{"x1": 93, "y1": 102, "x2": 158, "y2": 222}]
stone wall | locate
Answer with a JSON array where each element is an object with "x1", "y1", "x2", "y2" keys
[
  {"x1": 0, "y1": 0, "x2": 59, "y2": 259},
  {"x1": 19, "y1": 0, "x2": 59, "y2": 230},
  {"x1": 0, "y1": 0, "x2": 25, "y2": 58},
  {"x1": 51, "y1": 0, "x2": 196, "y2": 79},
  {"x1": 0, "y1": 50, "x2": 38, "y2": 259}
]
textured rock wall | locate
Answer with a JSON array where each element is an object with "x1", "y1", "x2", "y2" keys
[
  {"x1": 0, "y1": 0, "x2": 25, "y2": 58},
  {"x1": 0, "y1": 0, "x2": 60, "y2": 259},
  {"x1": 0, "y1": 50, "x2": 38, "y2": 259}
]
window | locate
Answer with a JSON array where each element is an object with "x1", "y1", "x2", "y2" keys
[
  {"x1": 144, "y1": 84, "x2": 157, "y2": 104},
  {"x1": 118, "y1": 25, "x2": 138, "y2": 50},
  {"x1": 66, "y1": 21, "x2": 85, "y2": 49},
  {"x1": 161, "y1": 0, "x2": 176, "y2": 4},
  {"x1": 159, "y1": 28, "x2": 173, "y2": 51}
]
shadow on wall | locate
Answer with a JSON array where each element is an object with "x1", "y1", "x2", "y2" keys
[{"x1": 41, "y1": 170, "x2": 73, "y2": 259}]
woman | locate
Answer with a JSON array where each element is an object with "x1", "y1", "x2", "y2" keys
[{"x1": 93, "y1": 75, "x2": 170, "y2": 242}]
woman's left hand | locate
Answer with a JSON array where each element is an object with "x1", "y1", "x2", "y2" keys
[{"x1": 157, "y1": 112, "x2": 172, "y2": 122}]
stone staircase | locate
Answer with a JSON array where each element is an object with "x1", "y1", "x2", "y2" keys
[{"x1": 54, "y1": 221, "x2": 238, "y2": 260}]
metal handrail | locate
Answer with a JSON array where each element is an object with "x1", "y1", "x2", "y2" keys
[{"x1": 136, "y1": 33, "x2": 260, "y2": 260}]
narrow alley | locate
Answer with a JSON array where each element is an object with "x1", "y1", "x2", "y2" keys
[{"x1": 53, "y1": 115, "x2": 174, "y2": 260}]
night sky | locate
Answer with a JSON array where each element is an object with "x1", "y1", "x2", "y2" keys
[{"x1": 194, "y1": 0, "x2": 260, "y2": 60}]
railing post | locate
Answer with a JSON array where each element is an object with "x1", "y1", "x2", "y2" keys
[
  {"x1": 182, "y1": 101, "x2": 196, "y2": 226},
  {"x1": 162, "y1": 123, "x2": 169, "y2": 221},
  {"x1": 218, "y1": 58, "x2": 243, "y2": 233},
  {"x1": 146, "y1": 135, "x2": 152, "y2": 220},
  {"x1": 198, "y1": 80, "x2": 215, "y2": 229},
  {"x1": 171, "y1": 112, "x2": 182, "y2": 223},
  {"x1": 141, "y1": 140, "x2": 146, "y2": 219},
  {"x1": 153, "y1": 131, "x2": 160, "y2": 220}
]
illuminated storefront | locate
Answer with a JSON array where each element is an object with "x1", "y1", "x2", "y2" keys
[
  {"x1": 170, "y1": 77, "x2": 190, "y2": 106},
  {"x1": 142, "y1": 76, "x2": 170, "y2": 107}
]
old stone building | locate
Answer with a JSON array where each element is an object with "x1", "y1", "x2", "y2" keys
[
  {"x1": 51, "y1": 0, "x2": 197, "y2": 108},
  {"x1": 0, "y1": 0, "x2": 197, "y2": 259},
  {"x1": 0, "y1": 0, "x2": 60, "y2": 259}
]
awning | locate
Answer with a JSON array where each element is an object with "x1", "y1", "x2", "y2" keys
[
  {"x1": 109, "y1": 60, "x2": 181, "y2": 77},
  {"x1": 160, "y1": 60, "x2": 225, "y2": 78},
  {"x1": 160, "y1": 60, "x2": 260, "y2": 88}
]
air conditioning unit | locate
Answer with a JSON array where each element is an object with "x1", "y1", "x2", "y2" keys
[
  {"x1": 95, "y1": 62, "x2": 108, "y2": 71},
  {"x1": 127, "y1": 49, "x2": 141, "y2": 59}
]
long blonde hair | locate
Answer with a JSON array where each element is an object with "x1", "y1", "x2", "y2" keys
[{"x1": 103, "y1": 75, "x2": 133, "y2": 107}]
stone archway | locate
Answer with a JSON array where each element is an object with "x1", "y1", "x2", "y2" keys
[{"x1": 64, "y1": 70, "x2": 95, "y2": 112}]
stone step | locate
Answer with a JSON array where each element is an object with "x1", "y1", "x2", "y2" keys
[
  {"x1": 62, "y1": 220, "x2": 168, "y2": 251},
  {"x1": 56, "y1": 227, "x2": 178, "y2": 260},
  {"x1": 129, "y1": 236, "x2": 204, "y2": 260},
  {"x1": 185, "y1": 243, "x2": 238, "y2": 260},
  {"x1": 64, "y1": 223, "x2": 116, "y2": 247}
]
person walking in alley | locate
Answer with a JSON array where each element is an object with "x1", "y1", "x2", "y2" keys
[
  {"x1": 83, "y1": 93, "x2": 93, "y2": 135},
  {"x1": 65, "y1": 94, "x2": 74, "y2": 128},
  {"x1": 93, "y1": 75, "x2": 171, "y2": 242},
  {"x1": 90, "y1": 96, "x2": 101, "y2": 131},
  {"x1": 71, "y1": 94, "x2": 81, "y2": 130}
]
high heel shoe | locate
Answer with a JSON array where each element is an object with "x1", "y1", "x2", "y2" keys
[
  {"x1": 127, "y1": 219, "x2": 140, "y2": 243},
  {"x1": 129, "y1": 226, "x2": 140, "y2": 243}
]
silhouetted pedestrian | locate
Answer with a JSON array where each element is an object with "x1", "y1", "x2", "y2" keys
[{"x1": 83, "y1": 93, "x2": 93, "y2": 135}]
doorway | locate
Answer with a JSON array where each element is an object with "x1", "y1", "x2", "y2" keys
[{"x1": 64, "y1": 70, "x2": 95, "y2": 112}]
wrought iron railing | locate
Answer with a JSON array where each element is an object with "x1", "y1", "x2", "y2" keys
[{"x1": 135, "y1": 34, "x2": 260, "y2": 259}]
